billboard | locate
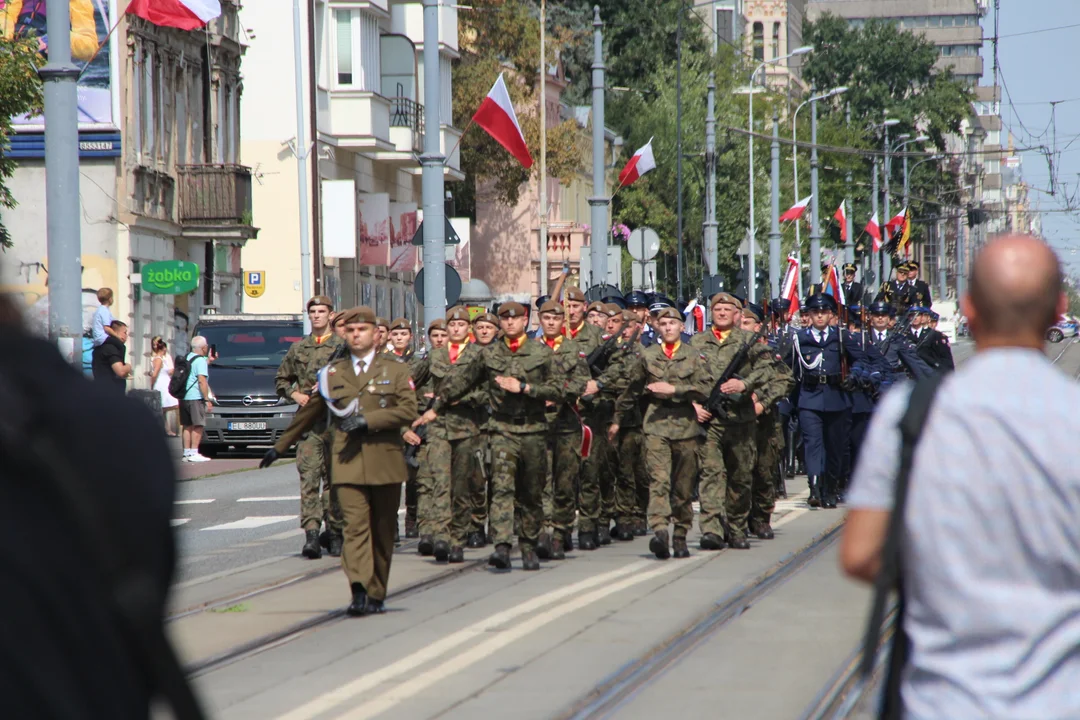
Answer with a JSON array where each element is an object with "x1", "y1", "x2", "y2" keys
[
  {"x1": 389, "y1": 202, "x2": 417, "y2": 273},
  {"x1": 357, "y1": 192, "x2": 390, "y2": 267},
  {"x1": 10, "y1": 0, "x2": 117, "y2": 130}
]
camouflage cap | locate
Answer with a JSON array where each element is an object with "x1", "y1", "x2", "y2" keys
[
  {"x1": 655, "y1": 307, "x2": 683, "y2": 322},
  {"x1": 538, "y1": 300, "x2": 565, "y2": 315},
  {"x1": 564, "y1": 287, "x2": 587, "y2": 302},
  {"x1": 338, "y1": 306, "x2": 376, "y2": 326},
  {"x1": 497, "y1": 301, "x2": 527, "y2": 318},
  {"x1": 446, "y1": 305, "x2": 471, "y2": 323},
  {"x1": 586, "y1": 301, "x2": 606, "y2": 314},
  {"x1": 473, "y1": 311, "x2": 499, "y2": 327},
  {"x1": 307, "y1": 295, "x2": 334, "y2": 311},
  {"x1": 375, "y1": 316, "x2": 390, "y2": 329},
  {"x1": 389, "y1": 317, "x2": 410, "y2": 331},
  {"x1": 710, "y1": 292, "x2": 744, "y2": 310},
  {"x1": 427, "y1": 318, "x2": 447, "y2": 333},
  {"x1": 602, "y1": 303, "x2": 623, "y2": 317}
]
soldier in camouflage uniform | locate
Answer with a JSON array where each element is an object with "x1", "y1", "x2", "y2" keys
[
  {"x1": 409, "y1": 319, "x2": 448, "y2": 556},
  {"x1": 591, "y1": 303, "x2": 627, "y2": 539},
  {"x1": 691, "y1": 293, "x2": 772, "y2": 551},
  {"x1": 470, "y1": 312, "x2": 499, "y2": 542},
  {"x1": 274, "y1": 295, "x2": 346, "y2": 559},
  {"x1": 536, "y1": 301, "x2": 591, "y2": 560},
  {"x1": 417, "y1": 302, "x2": 562, "y2": 572},
  {"x1": 615, "y1": 307, "x2": 712, "y2": 560},
  {"x1": 740, "y1": 304, "x2": 796, "y2": 539},
  {"x1": 375, "y1": 317, "x2": 391, "y2": 354}
]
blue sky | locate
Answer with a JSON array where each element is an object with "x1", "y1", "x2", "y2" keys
[{"x1": 994, "y1": 0, "x2": 1080, "y2": 273}]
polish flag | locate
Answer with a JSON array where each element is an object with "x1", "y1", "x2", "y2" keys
[
  {"x1": 781, "y1": 256, "x2": 800, "y2": 314},
  {"x1": 823, "y1": 264, "x2": 846, "y2": 306},
  {"x1": 618, "y1": 138, "x2": 656, "y2": 187},
  {"x1": 472, "y1": 74, "x2": 533, "y2": 168},
  {"x1": 779, "y1": 195, "x2": 812, "y2": 223},
  {"x1": 865, "y1": 212, "x2": 882, "y2": 252},
  {"x1": 127, "y1": 0, "x2": 222, "y2": 30},
  {"x1": 885, "y1": 208, "x2": 908, "y2": 238},
  {"x1": 833, "y1": 201, "x2": 847, "y2": 242}
]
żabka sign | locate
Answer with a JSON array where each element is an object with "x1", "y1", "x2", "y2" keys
[{"x1": 142, "y1": 261, "x2": 200, "y2": 295}]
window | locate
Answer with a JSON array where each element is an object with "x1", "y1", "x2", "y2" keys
[
  {"x1": 752, "y1": 22, "x2": 764, "y2": 61},
  {"x1": 334, "y1": 9, "x2": 380, "y2": 90},
  {"x1": 715, "y1": 8, "x2": 734, "y2": 50},
  {"x1": 939, "y1": 16, "x2": 953, "y2": 28},
  {"x1": 928, "y1": 16, "x2": 941, "y2": 27},
  {"x1": 772, "y1": 22, "x2": 781, "y2": 59},
  {"x1": 335, "y1": 9, "x2": 353, "y2": 85}
]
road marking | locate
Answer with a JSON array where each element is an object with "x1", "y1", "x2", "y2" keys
[
  {"x1": 200, "y1": 516, "x2": 297, "y2": 531},
  {"x1": 171, "y1": 519, "x2": 191, "y2": 526},
  {"x1": 238, "y1": 496, "x2": 302, "y2": 503},
  {"x1": 774, "y1": 507, "x2": 808, "y2": 527},
  {"x1": 328, "y1": 557, "x2": 707, "y2": 720},
  {"x1": 261, "y1": 528, "x2": 308, "y2": 542},
  {"x1": 276, "y1": 559, "x2": 659, "y2": 720},
  {"x1": 175, "y1": 498, "x2": 215, "y2": 505}
]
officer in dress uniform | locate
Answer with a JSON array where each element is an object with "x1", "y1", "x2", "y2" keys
[
  {"x1": 841, "y1": 264, "x2": 864, "y2": 307},
  {"x1": 908, "y1": 306, "x2": 955, "y2": 372},
  {"x1": 865, "y1": 301, "x2": 934, "y2": 387},
  {"x1": 905, "y1": 261, "x2": 934, "y2": 308}
]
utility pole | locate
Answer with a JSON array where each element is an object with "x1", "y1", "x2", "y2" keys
[
  {"x1": 768, "y1": 110, "x2": 781, "y2": 297},
  {"x1": 421, "y1": 0, "x2": 447, "y2": 323},
  {"x1": 704, "y1": 74, "x2": 718, "y2": 277},
  {"x1": 292, "y1": 0, "x2": 313, "y2": 334},
  {"x1": 675, "y1": 0, "x2": 684, "y2": 300},
  {"x1": 42, "y1": 0, "x2": 83, "y2": 362},
  {"x1": 844, "y1": 104, "x2": 854, "y2": 265},
  {"x1": 539, "y1": 0, "x2": 548, "y2": 295},
  {"x1": 883, "y1": 117, "x2": 893, "y2": 284},
  {"x1": 938, "y1": 212, "x2": 947, "y2": 301},
  {"x1": 956, "y1": 210, "x2": 966, "y2": 298},
  {"x1": 589, "y1": 7, "x2": 608, "y2": 291},
  {"x1": 809, "y1": 96, "x2": 821, "y2": 285},
  {"x1": 870, "y1": 156, "x2": 879, "y2": 291}
]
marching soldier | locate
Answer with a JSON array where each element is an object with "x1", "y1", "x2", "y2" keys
[
  {"x1": 387, "y1": 318, "x2": 415, "y2": 360},
  {"x1": 416, "y1": 302, "x2": 563, "y2": 571},
  {"x1": 905, "y1": 261, "x2": 934, "y2": 308},
  {"x1": 409, "y1": 319, "x2": 448, "y2": 554},
  {"x1": 274, "y1": 295, "x2": 345, "y2": 559},
  {"x1": 691, "y1": 293, "x2": 771, "y2": 550},
  {"x1": 260, "y1": 306, "x2": 418, "y2": 616},
  {"x1": 375, "y1": 317, "x2": 391, "y2": 354},
  {"x1": 909, "y1": 306, "x2": 955, "y2": 372},
  {"x1": 614, "y1": 307, "x2": 712, "y2": 560},
  {"x1": 470, "y1": 311, "x2": 499, "y2": 543},
  {"x1": 592, "y1": 303, "x2": 627, "y2": 539}
]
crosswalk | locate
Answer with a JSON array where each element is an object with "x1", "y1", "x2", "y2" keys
[{"x1": 173, "y1": 495, "x2": 300, "y2": 532}]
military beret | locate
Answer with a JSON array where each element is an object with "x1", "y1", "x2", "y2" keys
[
  {"x1": 602, "y1": 303, "x2": 622, "y2": 317},
  {"x1": 742, "y1": 302, "x2": 764, "y2": 322},
  {"x1": 498, "y1": 301, "x2": 527, "y2": 318},
  {"x1": 804, "y1": 293, "x2": 838, "y2": 312},
  {"x1": 710, "y1": 292, "x2": 743, "y2": 310},
  {"x1": 389, "y1": 317, "x2": 410, "y2": 331},
  {"x1": 843, "y1": 263, "x2": 857, "y2": 274},
  {"x1": 586, "y1": 301, "x2": 606, "y2": 314},
  {"x1": 564, "y1": 287, "x2": 587, "y2": 302},
  {"x1": 473, "y1": 312, "x2": 499, "y2": 327},
  {"x1": 539, "y1": 300, "x2": 565, "y2": 315},
  {"x1": 427, "y1": 318, "x2": 447, "y2": 333},
  {"x1": 375, "y1": 316, "x2": 390, "y2": 329},
  {"x1": 621, "y1": 310, "x2": 637, "y2": 322},
  {"x1": 338, "y1": 306, "x2": 376, "y2": 326},
  {"x1": 307, "y1": 295, "x2": 334, "y2": 311},
  {"x1": 446, "y1": 305, "x2": 471, "y2": 322},
  {"x1": 654, "y1": 307, "x2": 683, "y2": 322}
]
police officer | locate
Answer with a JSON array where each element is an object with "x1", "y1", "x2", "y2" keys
[
  {"x1": 865, "y1": 300, "x2": 934, "y2": 384},
  {"x1": 262, "y1": 306, "x2": 418, "y2": 616},
  {"x1": 274, "y1": 295, "x2": 345, "y2": 559}
]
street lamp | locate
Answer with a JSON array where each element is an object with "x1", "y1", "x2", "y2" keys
[
  {"x1": 875, "y1": 117, "x2": 901, "y2": 281},
  {"x1": 747, "y1": 44, "x2": 812, "y2": 303},
  {"x1": 792, "y1": 85, "x2": 847, "y2": 293},
  {"x1": 896, "y1": 135, "x2": 931, "y2": 209}
]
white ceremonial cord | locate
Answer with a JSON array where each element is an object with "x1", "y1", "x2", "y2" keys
[
  {"x1": 317, "y1": 365, "x2": 359, "y2": 417},
  {"x1": 792, "y1": 331, "x2": 825, "y2": 372}
]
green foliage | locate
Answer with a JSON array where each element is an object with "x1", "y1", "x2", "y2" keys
[{"x1": 0, "y1": 37, "x2": 44, "y2": 249}]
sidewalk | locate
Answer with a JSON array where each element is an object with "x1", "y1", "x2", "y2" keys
[{"x1": 166, "y1": 436, "x2": 289, "y2": 480}]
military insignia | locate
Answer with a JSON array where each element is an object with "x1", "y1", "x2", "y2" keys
[
  {"x1": 408, "y1": 378, "x2": 416, "y2": 390},
  {"x1": 377, "y1": 379, "x2": 391, "y2": 385},
  {"x1": 328, "y1": 367, "x2": 336, "y2": 375},
  {"x1": 379, "y1": 397, "x2": 388, "y2": 408}
]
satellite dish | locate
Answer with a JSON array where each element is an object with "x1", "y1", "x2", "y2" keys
[
  {"x1": 627, "y1": 227, "x2": 660, "y2": 261},
  {"x1": 414, "y1": 264, "x2": 462, "y2": 307}
]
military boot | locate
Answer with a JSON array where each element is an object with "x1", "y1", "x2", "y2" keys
[
  {"x1": 727, "y1": 533, "x2": 750, "y2": 550},
  {"x1": 466, "y1": 531, "x2": 485, "y2": 549},
  {"x1": 649, "y1": 529, "x2": 671, "y2": 560},
  {"x1": 319, "y1": 530, "x2": 331, "y2": 551},
  {"x1": 597, "y1": 524, "x2": 612, "y2": 546},
  {"x1": 404, "y1": 512, "x2": 419, "y2": 539},
  {"x1": 433, "y1": 540, "x2": 451, "y2": 562},
  {"x1": 750, "y1": 519, "x2": 775, "y2": 540},
  {"x1": 562, "y1": 529, "x2": 574, "y2": 551},
  {"x1": 536, "y1": 531, "x2": 553, "y2": 560},
  {"x1": 346, "y1": 583, "x2": 368, "y2": 617},
  {"x1": 808, "y1": 476, "x2": 822, "y2": 508},
  {"x1": 578, "y1": 531, "x2": 597, "y2": 551},
  {"x1": 614, "y1": 522, "x2": 634, "y2": 542},
  {"x1": 699, "y1": 532, "x2": 725, "y2": 551},
  {"x1": 448, "y1": 546, "x2": 465, "y2": 563},
  {"x1": 672, "y1": 536, "x2": 690, "y2": 559},
  {"x1": 418, "y1": 535, "x2": 435, "y2": 556},
  {"x1": 550, "y1": 534, "x2": 566, "y2": 560},
  {"x1": 521, "y1": 547, "x2": 540, "y2": 571},
  {"x1": 302, "y1": 529, "x2": 322, "y2": 559},
  {"x1": 328, "y1": 531, "x2": 344, "y2": 557},
  {"x1": 488, "y1": 543, "x2": 512, "y2": 570},
  {"x1": 633, "y1": 519, "x2": 647, "y2": 536},
  {"x1": 822, "y1": 475, "x2": 838, "y2": 509}
]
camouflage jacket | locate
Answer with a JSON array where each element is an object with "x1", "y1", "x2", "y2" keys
[
  {"x1": 537, "y1": 336, "x2": 590, "y2": 433},
  {"x1": 274, "y1": 333, "x2": 345, "y2": 399},
  {"x1": 410, "y1": 352, "x2": 435, "y2": 408},
  {"x1": 594, "y1": 338, "x2": 643, "y2": 428},
  {"x1": 427, "y1": 341, "x2": 487, "y2": 440},
  {"x1": 690, "y1": 327, "x2": 772, "y2": 425},
  {"x1": 618, "y1": 342, "x2": 711, "y2": 440},
  {"x1": 434, "y1": 336, "x2": 562, "y2": 435},
  {"x1": 563, "y1": 321, "x2": 602, "y2": 357},
  {"x1": 752, "y1": 340, "x2": 796, "y2": 412}
]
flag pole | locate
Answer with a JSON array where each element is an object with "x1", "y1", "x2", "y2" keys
[{"x1": 443, "y1": 118, "x2": 475, "y2": 169}]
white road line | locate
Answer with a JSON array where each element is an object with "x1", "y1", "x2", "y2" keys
[
  {"x1": 276, "y1": 559, "x2": 658, "y2": 720},
  {"x1": 330, "y1": 557, "x2": 707, "y2": 720},
  {"x1": 200, "y1": 516, "x2": 298, "y2": 531},
  {"x1": 171, "y1": 519, "x2": 191, "y2": 526},
  {"x1": 175, "y1": 498, "x2": 215, "y2": 505},
  {"x1": 258, "y1": 528, "x2": 307, "y2": 542},
  {"x1": 238, "y1": 496, "x2": 302, "y2": 503}
]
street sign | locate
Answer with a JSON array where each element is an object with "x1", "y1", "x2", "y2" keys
[
  {"x1": 411, "y1": 217, "x2": 462, "y2": 246},
  {"x1": 414, "y1": 264, "x2": 462, "y2": 307},
  {"x1": 632, "y1": 261, "x2": 658, "y2": 290},
  {"x1": 141, "y1": 260, "x2": 200, "y2": 295},
  {"x1": 627, "y1": 227, "x2": 660, "y2": 261},
  {"x1": 244, "y1": 270, "x2": 266, "y2": 298}
]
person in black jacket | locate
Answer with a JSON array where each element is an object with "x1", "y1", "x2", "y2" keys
[
  {"x1": 909, "y1": 307, "x2": 955, "y2": 372},
  {"x1": 841, "y1": 263, "x2": 864, "y2": 307}
]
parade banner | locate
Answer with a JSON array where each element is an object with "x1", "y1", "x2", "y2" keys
[{"x1": 357, "y1": 193, "x2": 390, "y2": 267}]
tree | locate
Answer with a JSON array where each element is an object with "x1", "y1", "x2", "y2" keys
[{"x1": 0, "y1": 37, "x2": 44, "y2": 249}]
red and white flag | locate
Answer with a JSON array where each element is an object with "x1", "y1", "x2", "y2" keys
[
  {"x1": 781, "y1": 256, "x2": 800, "y2": 314},
  {"x1": 833, "y1": 201, "x2": 847, "y2": 242},
  {"x1": 618, "y1": 138, "x2": 656, "y2": 187},
  {"x1": 779, "y1": 195, "x2": 812, "y2": 223},
  {"x1": 865, "y1": 212, "x2": 882, "y2": 252},
  {"x1": 127, "y1": 0, "x2": 221, "y2": 30},
  {"x1": 472, "y1": 74, "x2": 533, "y2": 168},
  {"x1": 885, "y1": 208, "x2": 907, "y2": 238}
]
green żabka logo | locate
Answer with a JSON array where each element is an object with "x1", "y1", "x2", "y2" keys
[{"x1": 142, "y1": 261, "x2": 200, "y2": 295}]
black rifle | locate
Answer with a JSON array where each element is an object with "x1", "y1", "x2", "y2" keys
[
  {"x1": 586, "y1": 331, "x2": 621, "y2": 375},
  {"x1": 405, "y1": 396, "x2": 435, "y2": 468},
  {"x1": 705, "y1": 326, "x2": 768, "y2": 416}
]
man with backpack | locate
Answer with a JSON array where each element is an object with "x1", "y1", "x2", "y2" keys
[{"x1": 173, "y1": 336, "x2": 214, "y2": 463}]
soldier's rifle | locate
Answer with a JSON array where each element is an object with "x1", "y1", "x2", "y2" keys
[
  {"x1": 405, "y1": 395, "x2": 435, "y2": 469},
  {"x1": 705, "y1": 326, "x2": 769, "y2": 416}
]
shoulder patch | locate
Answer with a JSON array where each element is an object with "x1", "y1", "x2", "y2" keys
[{"x1": 408, "y1": 377, "x2": 415, "y2": 390}]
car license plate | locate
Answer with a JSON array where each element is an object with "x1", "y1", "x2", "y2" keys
[{"x1": 228, "y1": 422, "x2": 267, "y2": 431}]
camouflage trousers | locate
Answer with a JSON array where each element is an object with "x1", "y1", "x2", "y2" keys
[
  {"x1": 405, "y1": 465, "x2": 418, "y2": 528},
  {"x1": 612, "y1": 426, "x2": 644, "y2": 525},
  {"x1": 750, "y1": 413, "x2": 783, "y2": 526},
  {"x1": 698, "y1": 421, "x2": 757, "y2": 541},
  {"x1": 643, "y1": 435, "x2": 698, "y2": 538},
  {"x1": 490, "y1": 431, "x2": 547, "y2": 551},
  {"x1": 297, "y1": 430, "x2": 342, "y2": 532},
  {"x1": 415, "y1": 440, "x2": 450, "y2": 544},
  {"x1": 549, "y1": 430, "x2": 583, "y2": 534},
  {"x1": 578, "y1": 413, "x2": 615, "y2": 533},
  {"x1": 427, "y1": 433, "x2": 480, "y2": 547},
  {"x1": 472, "y1": 431, "x2": 492, "y2": 534}
]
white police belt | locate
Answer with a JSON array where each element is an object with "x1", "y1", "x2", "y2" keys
[{"x1": 317, "y1": 365, "x2": 359, "y2": 418}]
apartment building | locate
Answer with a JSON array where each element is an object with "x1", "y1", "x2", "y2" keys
[{"x1": 695, "y1": 0, "x2": 809, "y2": 92}]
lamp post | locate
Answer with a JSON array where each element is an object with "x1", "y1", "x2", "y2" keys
[
  {"x1": 896, "y1": 134, "x2": 930, "y2": 211},
  {"x1": 748, "y1": 45, "x2": 812, "y2": 303},
  {"x1": 877, "y1": 117, "x2": 901, "y2": 284}
]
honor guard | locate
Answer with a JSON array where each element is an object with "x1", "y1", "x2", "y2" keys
[
  {"x1": 908, "y1": 306, "x2": 955, "y2": 372},
  {"x1": 865, "y1": 300, "x2": 934, "y2": 386},
  {"x1": 904, "y1": 261, "x2": 934, "y2": 308},
  {"x1": 841, "y1": 263, "x2": 864, "y2": 306}
]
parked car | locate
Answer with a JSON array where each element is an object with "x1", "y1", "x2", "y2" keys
[
  {"x1": 191, "y1": 314, "x2": 304, "y2": 456},
  {"x1": 1046, "y1": 316, "x2": 1080, "y2": 343}
]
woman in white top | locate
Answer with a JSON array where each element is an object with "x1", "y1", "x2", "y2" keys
[{"x1": 149, "y1": 336, "x2": 179, "y2": 436}]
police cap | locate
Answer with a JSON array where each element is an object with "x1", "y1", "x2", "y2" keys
[
  {"x1": 625, "y1": 290, "x2": 649, "y2": 308},
  {"x1": 603, "y1": 295, "x2": 628, "y2": 310},
  {"x1": 742, "y1": 302, "x2": 764, "y2": 322},
  {"x1": 868, "y1": 300, "x2": 893, "y2": 316},
  {"x1": 770, "y1": 298, "x2": 792, "y2": 315},
  {"x1": 534, "y1": 295, "x2": 551, "y2": 310},
  {"x1": 804, "y1": 293, "x2": 838, "y2": 312}
]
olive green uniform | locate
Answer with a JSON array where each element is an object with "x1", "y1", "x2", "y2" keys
[
  {"x1": 566, "y1": 322, "x2": 610, "y2": 535},
  {"x1": 750, "y1": 344, "x2": 796, "y2": 527},
  {"x1": 595, "y1": 338, "x2": 645, "y2": 528},
  {"x1": 274, "y1": 332, "x2": 346, "y2": 532},
  {"x1": 409, "y1": 351, "x2": 438, "y2": 538},
  {"x1": 541, "y1": 336, "x2": 591, "y2": 537}
]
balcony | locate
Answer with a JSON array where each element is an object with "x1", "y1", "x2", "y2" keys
[
  {"x1": 389, "y1": 96, "x2": 425, "y2": 154},
  {"x1": 177, "y1": 164, "x2": 258, "y2": 241},
  {"x1": 320, "y1": 90, "x2": 394, "y2": 151}
]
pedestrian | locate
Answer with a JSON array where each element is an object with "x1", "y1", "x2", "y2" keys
[
  {"x1": 91, "y1": 320, "x2": 132, "y2": 394},
  {"x1": 148, "y1": 335, "x2": 179, "y2": 436},
  {"x1": 261, "y1": 306, "x2": 417, "y2": 616},
  {"x1": 91, "y1": 287, "x2": 115, "y2": 347},
  {"x1": 843, "y1": 234, "x2": 1080, "y2": 719},
  {"x1": 180, "y1": 336, "x2": 214, "y2": 463}
]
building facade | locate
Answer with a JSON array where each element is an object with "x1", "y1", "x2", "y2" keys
[{"x1": 695, "y1": 0, "x2": 809, "y2": 93}]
